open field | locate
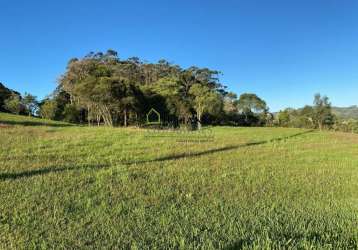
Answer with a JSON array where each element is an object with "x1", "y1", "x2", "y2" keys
[{"x1": 0, "y1": 113, "x2": 357, "y2": 249}]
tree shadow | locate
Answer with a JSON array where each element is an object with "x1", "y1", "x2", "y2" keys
[
  {"x1": 0, "y1": 130, "x2": 313, "y2": 181},
  {"x1": 0, "y1": 120, "x2": 73, "y2": 127},
  {"x1": 129, "y1": 130, "x2": 314, "y2": 164},
  {"x1": 0, "y1": 164, "x2": 109, "y2": 181}
]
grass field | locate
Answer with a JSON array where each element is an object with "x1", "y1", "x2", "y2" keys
[{"x1": 0, "y1": 112, "x2": 357, "y2": 249}]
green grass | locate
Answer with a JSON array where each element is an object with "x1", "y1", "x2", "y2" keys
[
  {"x1": 0, "y1": 112, "x2": 72, "y2": 127},
  {"x1": 0, "y1": 113, "x2": 357, "y2": 249}
]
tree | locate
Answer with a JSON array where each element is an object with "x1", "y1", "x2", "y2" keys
[
  {"x1": 23, "y1": 92, "x2": 38, "y2": 116},
  {"x1": 146, "y1": 76, "x2": 189, "y2": 124},
  {"x1": 57, "y1": 50, "x2": 228, "y2": 127},
  {"x1": 4, "y1": 94, "x2": 22, "y2": 114},
  {"x1": 237, "y1": 93, "x2": 267, "y2": 126},
  {"x1": 0, "y1": 82, "x2": 21, "y2": 112},
  {"x1": 60, "y1": 57, "x2": 116, "y2": 126},
  {"x1": 223, "y1": 92, "x2": 238, "y2": 114},
  {"x1": 40, "y1": 100, "x2": 58, "y2": 120},
  {"x1": 189, "y1": 84, "x2": 222, "y2": 129},
  {"x1": 313, "y1": 94, "x2": 334, "y2": 130},
  {"x1": 264, "y1": 112, "x2": 275, "y2": 127},
  {"x1": 113, "y1": 81, "x2": 142, "y2": 127},
  {"x1": 277, "y1": 109, "x2": 291, "y2": 127},
  {"x1": 334, "y1": 119, "x2": 358, "y2": 133},
  {"x1": 62, "y1": 104, "x2": 80, "y2": 123},
  {"x1": 298, "y1": 105, "x2": 315, "y2": 128},
  {"x1": 346, "y1": 119, "x2": 358, "y2": 133}
]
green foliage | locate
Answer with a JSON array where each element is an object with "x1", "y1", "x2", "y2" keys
[
  {"x1": 237, "y1": 93, "x2": 267, "y2": 113},
  {"x1": 277, "y1": 109, "x2": 291, "y2": 127},
  {"x1": 276, "y1": 94, "x2": 336, "y2": 131},
  {"x1": 62, "y1": 104, "x2": 80, "y2": 123},
  {"x1": 334, "y1": 118, "x2": 358, "y2": 133},
  {"x1": 0, "y1": 50, "x2": 272, "y2": 128},
  {"x1": 0, "y1": 115, "x2": 357, "y2": 248},
  {"x1": 223, "y1": 92, "x2": 238, "y2": 114},
  {"x1": 58, "y1": 50, "x2": 228, "y2": 127},
  {"x1": 189, "y1": 84, "x2": 222, "y2": 129},
  {"x1": 0, "y1": 82, "x2": 21, "y2": 112},
  {"x1": 276, "y1": 106, "x2": 315, "y2": 129},
  {"x1": 40, "y1": 100, "x2": 58, "y2": 120},
  {"x1": 313, "y1": 93, "x2": 334, "y2": 130},
  {"x1": 4, "y1": 93, "x2": 23, "y2": 114},
  {"x1": 237, "y1": 93, "x2": 268, "y2": 126}
]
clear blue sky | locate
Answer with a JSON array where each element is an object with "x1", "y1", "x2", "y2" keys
[{"x1": 1, "y1": 0, "x2": 357, "y2": 111}]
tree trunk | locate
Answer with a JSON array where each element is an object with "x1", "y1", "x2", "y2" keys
[
  {"x1": 87, "y1": 105, "x2": 91, "y2": 127},
  {"x1": 244, "y1": 112, "x2": 248, "y2": 124},
  {"x1": 100, "y1": 105, "x2": 113, "y2": 127},
  {"x1": 124, "y1": 109, "x2": 127, "y2": 127},
  {"x1": 318, "y1": 121, "x2": 322, "y2": 131},
  {"x1": 197, "y1": 113, "x2": 202, "y2": 130},
  {"x1": 104, "y1": 106, "x2": 113, "y2": 127}
]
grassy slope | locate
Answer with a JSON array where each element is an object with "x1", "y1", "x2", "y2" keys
[
  {"x1": 0, "y1": 112, "x2": 71, "y2": 127},
  {"x1": 0, "y1": 113, "x2": 357, "y2": 249}
]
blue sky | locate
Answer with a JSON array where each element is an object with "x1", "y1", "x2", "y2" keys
[{"x1": 0, "y1": 0, "x2": 357, "y2": 111}]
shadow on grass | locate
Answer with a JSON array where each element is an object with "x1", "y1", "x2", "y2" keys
[
  {"x1": 0, "y1": 130, "x2": 313, "y2": 181},
  {"x1": 0, "y1": 164, "x2": 109, "y2": 181},
  {"x1": 224, "y1": 239, "x2": 250, "y2": 250},
  {"x1": 0, "y1": 120, "x2": 73, "y2": 127},
  {"x1": 130, "y1": 129, "x2": 314, "y2": 164}
]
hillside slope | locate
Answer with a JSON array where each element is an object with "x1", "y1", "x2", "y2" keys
[
  {"x1": 332, "y1": 106, "x2": 358, "y2": 119},
  {"x1": 0, "y1": 112, "x2": 71, "y2": 127}
]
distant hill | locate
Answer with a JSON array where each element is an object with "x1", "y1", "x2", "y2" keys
[
  {"x1": 0, "y1": 82, "x2": 21, "y2": 112},
  {"x1": 332, "y1": 106, "x2": 358, "y2": 120}
]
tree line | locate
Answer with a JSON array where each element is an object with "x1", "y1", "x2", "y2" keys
[
  {"x1": 1, "y1": 49, "x2": 357, "y2": 132},
  {"x1": 2, "y1": 50, "x2": 270, "y2": 129},
  {"x1": 275, "y1": 94, "x2": 358, "y2": 133}
]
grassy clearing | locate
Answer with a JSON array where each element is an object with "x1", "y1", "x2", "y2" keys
[{"x1": 0, "y1": 113, "x2": 357, "y2": 249}]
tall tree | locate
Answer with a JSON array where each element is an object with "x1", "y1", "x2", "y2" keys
[
  {"x1": 277, "y1": 109, "x2": 291, "y2": 127},
  {"x1": 313, "y1": 93, "x2": 334, "y2": 130},
  {"x1": 237, "y1": 93, "x2": 267, "y2": 125},
  {"x1": 223, "y1": 92, "x2": 238, "y2": 114},
  {"x1": 40, "y1": 99, "x2": 58, "y2": 119},
  {"x1": 23, "y1": 92, "x2": 38, "y2": 116},
  {"x1": 189, "y1": 84, "x2": 222, "y2": 129}
]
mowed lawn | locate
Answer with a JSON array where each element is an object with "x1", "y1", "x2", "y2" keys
[{"x1": 0, "y1": 113, "x2": 357, "y2": 249}]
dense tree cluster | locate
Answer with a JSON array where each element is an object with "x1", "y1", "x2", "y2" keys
[
  {"x1": 42, "y1": 50, "x2": 270, "y2": 128},
  {"x1": 276, "y1": 94, "x2": 334, "y2": 130},
  {"x1": 0, "y1": 83, "x2": 38, "y2": 116}
]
